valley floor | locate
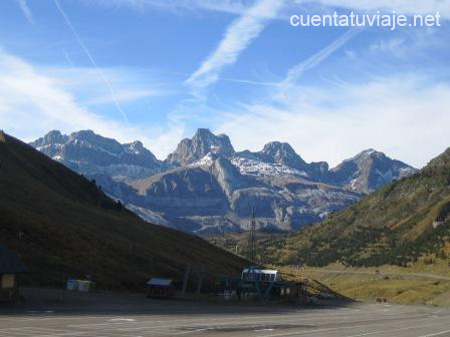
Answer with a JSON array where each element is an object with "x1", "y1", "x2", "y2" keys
[
  {"x1": 0, "y1": 288, "x2": 450, "y2": 337},
  {"x1": 279, "y1": 261, "x2": 450, "y2": 306}
]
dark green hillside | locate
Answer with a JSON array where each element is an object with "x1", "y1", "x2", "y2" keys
[
  {"x1": 261, "y1": 148, "x2": 450, "y2": 267},
  {"x1": 0, "y1": 131, "x2": 246, "y2": 288}
]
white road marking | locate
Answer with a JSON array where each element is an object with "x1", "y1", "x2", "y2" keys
[
  {"x1": 343, "y1": 321, "x2": 450, "y2": 337},
  {"x1": 1, "y1": 303, "x2": 449, "y2": 337},
  {"x1": 259, "y1": 315, "x2": 450, "y2": 337},
  {"x1": 420, "y1": 330, "x2": 450, "y2": 337},
  {"x1": 175, "y1": 328, "x2": 213, "y2": 335}
]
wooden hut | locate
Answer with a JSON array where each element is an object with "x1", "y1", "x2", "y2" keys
[{"x1": 146, "y1": 278, "x2": 175, "y2": 299}]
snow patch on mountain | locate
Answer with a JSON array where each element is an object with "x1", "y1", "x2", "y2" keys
[
  {"x1": 231, "y1": 156, "x2": 308, "y2": 178},
  {"x1": 189, "y1": 153, "x2": 215, "y2": 168}
]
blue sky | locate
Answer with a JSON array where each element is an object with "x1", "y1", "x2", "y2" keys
[{"x1": 0, "y1": 0, "x2": 449, "y2": 167}]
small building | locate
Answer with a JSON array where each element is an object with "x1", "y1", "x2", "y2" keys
[
  {"x1": 239, "y1": 266, "x2": 282, "y2": 301},
  {"x1": 241, "y1": 267, "x2": 282, "y2": 283},
  {"x1": 146, "y1": 278, "x2": 174, "y2": 299},
  {"x1": 275, "y1": 282, "x2": 307, "y2": 302},
  {"x1": 0, "y1": 246, "x2": 28, "y2": 303},
  {"x1": 239, "y1": 266, "x2": 307, "y2": 302},
  {"x1": 66, "y1": 278, "x2": 95, "y2": 292}
]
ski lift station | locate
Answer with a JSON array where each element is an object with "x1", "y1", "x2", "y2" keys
[
  {"x1": 238, "y1": 265, "x2": 306, "y2": 302},
  {"x1": 229, "y1": 207, "x2": 306, "y2": 302},
  {"x1": 241, "y1": 267, "x2": 282, "y2": 283}
]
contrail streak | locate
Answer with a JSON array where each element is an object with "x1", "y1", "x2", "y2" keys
[
  {"x1": 280, "y1": 28, "x2": 362, "y2": 89},
  {"x1": 16, "y1": 0, "x2": 34, "y2": 24},
  {"x1": 54, "y1": 0, "x2": 129, "y2": 124},
  {"x1": 186, "y1": 0, "x2": 285, "y2": 89}
]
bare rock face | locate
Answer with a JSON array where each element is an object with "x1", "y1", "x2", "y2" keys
[
  {"x1": 211, "y1": 156, "x2": 249, "y2": 197},
  {"x1": 31, "y1": 129, "x2": 417, "y2": 235},
  {"x1": 165, "y1": 128, "x2": 235, "y2": 167},
  {"x1": 127, "y1": 153, "x2": 361, "y2": 234}
]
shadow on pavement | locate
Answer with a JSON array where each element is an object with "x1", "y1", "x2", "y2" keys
[{"x1": 0, "y1": 287, "x2": 355, "y2": 317}]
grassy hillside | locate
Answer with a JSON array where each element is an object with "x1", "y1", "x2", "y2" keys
[
  {"x1": 260, "y1": 147, "x2": 450, "y2": 268},
  {"x1": 0, "y1": 131, "x2": 246, "y2": 289}
]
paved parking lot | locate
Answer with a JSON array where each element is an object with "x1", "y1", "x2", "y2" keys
[{"x1": 0, "y1": 289, "x2": 449, "y2": 337}]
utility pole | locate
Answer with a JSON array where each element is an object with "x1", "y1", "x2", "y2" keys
[
  {"x1": 196, "y1": 266, "x2": 205, "y2": 294},
  {"x1": 182, "y1": 264, "x2": 191, "y2": 297},
  {"x1": 248, "y1": 205, "x2": 256, "y2": 265}
]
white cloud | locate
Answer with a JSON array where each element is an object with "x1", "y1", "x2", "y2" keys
[
  {"x1": 40, "y1": 66, "x2": 170, "y2": 107},
  {"x1": 89, "y1": 0, "x2": 450, "y2": 20},
  {"x1": 88, "y1": 0, "x2": 251, "y2": 16},
  {"x1": 16, "y1": 0, "x2": 34, "y2": 24},
  {"x1": 294, "y1": 0, "x2": 450, "y2": 20},
  {"x1": 216, "y1": 74, "x2": 450, "y2": 168},
  {"x1": 0, "y1": 51, "x2": 181, "y2": 160},
  {"x1": 186, "y1": 0, "x2": 285, "y2": 90},
  {"x1": 212, "y1": 17, "x2": 449, "y2": 169}
]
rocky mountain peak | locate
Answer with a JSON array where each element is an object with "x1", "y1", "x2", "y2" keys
[
  {"x1": 71, "y1": 129, "x2": 95, "y2": 138},
  {"x1": 68, "y1": 130, "x2": 124, "y2": 154},
  {"x1": 262, "y1": 141, "x2": 295, "y2": 154},
  {"x1": 193, "y1": 128, "x2": 234, "y2": 155},
  {"x1": 259, "y1": 141, "x2": 307, "y2": 170},
  {"x1": 31, "y1": 130, "x2": 68, "y2": 147},
  {"x1": 193, "y1": 128, "x2": 215, "y2": 139},
  {"x1": 30, "y1": 129, "x2": 421, "y2": 234},
  {"x1": 165, "y1": 128, "x2": 235, "y2": 167},
  {"x1": 330, "y1": 148, "x2": 417, "y2": 194},
  {"x1": 30, "y1": 130, "x2": 161, "y2": 181},
  {"x1": 125, "y1": 140, "x2": 145, "y2": 152},
  {"x1": 360, "y1": 148, "x2": 377, "y2": 154},
  {"x1": 355, "y1": 148, "x2": 385, "y2": 160}
]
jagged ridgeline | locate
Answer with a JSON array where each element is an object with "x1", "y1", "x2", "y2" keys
[
  {"x1": 261, "y1": 148, "x2": 450, "y2": 267},
  {"x1": 0, "y1": 132, "x2": 246, "y2": 287},
  {"x1": 30, "y1": 129, "x2": 417, "y2": 234}
]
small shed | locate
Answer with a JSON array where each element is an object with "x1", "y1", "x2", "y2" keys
[
  {"x1": 146, "y1": 278, "x2": 174, "y2": 299},
  {"x1": 66, "y1": 279, "x2": 95, "y2": 292},
  {"x1": 0, "y1": 246, "x2": 28, "y2": 303}
]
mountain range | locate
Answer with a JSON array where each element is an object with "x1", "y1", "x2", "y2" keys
[
  {"x1": 0, "y1": 131, "x2": 245, "y2": 287},
  {"x1": 31, "y1": 129, "x2": 417, "y2": 234},
  {"x1": 259, "y1": 146, "x2": 450, "y2": 268}
]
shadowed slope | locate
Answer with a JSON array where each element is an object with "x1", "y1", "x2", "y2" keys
[{"x1": 0, "y1": 132, "x2": 246, "y2": 288}]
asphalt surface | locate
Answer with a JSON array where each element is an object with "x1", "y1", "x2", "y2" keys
[{"x1": 0, "y1": 288, "x2": 449, "y2": 337}]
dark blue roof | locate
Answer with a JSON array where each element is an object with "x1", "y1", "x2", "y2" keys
[{"x1": 0, "y1": 246, "x2": 29, "y2": 274}]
